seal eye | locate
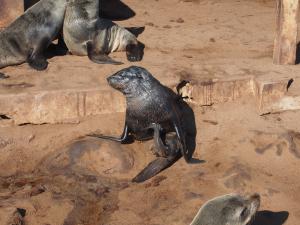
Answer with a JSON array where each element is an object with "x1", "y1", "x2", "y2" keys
[
  {"x1": 136, "y1": 74, "x2": 143, "y2": 79},
  {"x1": 240, "y1": 207, "x2": 248, "y2": 218}
]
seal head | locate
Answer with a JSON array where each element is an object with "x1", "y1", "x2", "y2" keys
[
  {"x1": 107, "y1": 66, "x2": 159, "y2": 95},
  {"x1": 190, "y1": 193, "x2": 260, "y2": 225}
]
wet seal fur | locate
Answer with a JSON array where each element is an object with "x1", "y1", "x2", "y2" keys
[
  {"x1": 88, "y1": 66, "x2": 193, "y2": 182},
  {"x1": 63, "y1": 0, "x2": 144, "y2": 65},
  {"x1": 190, "y1": 193, "x2": 260, "y2": 225},
  {"x1": 0, "y1": 0, "x2": 67, "y2": 70}
]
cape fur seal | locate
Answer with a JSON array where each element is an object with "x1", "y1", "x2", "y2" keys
[
  {"x1": 63, "y1": 0, "x2": 144, "y2": 64},
  {"x1": 0, "y1": 0, "x2": 67, "y2": 70},
  {"x1": 88, "y1": 66, "x2": 192, "y2": 182},
  {"x1": 190, "y1": 193, "x2": 260, "y2": 225}
]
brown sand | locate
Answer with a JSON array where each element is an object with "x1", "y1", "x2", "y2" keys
[{"x1": 0, "y1": 0, "x2": 300, "y2": 224}]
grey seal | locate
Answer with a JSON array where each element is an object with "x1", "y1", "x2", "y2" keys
[
  {"x1": 0, "y1": 0, "x2": 67, "y2": 70},
  {"x1": 88, "y1": 66, "x2": 192, "y2": 182},
  {"x1": 190, "y1": 193, "x2": 260, "y2": 225},
  {"x1": 63, "y1": 0, "x2": 144, "y2": 65}
]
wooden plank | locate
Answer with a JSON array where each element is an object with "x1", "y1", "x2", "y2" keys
[
  {"x1": 0, "y1": 0, "x2": 24, "y2": 28},
  {"x1": 273, "y1": 0, "x2": 300, "y2": 65}
]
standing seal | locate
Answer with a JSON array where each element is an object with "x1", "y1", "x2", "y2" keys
[
  {"x1": 190, "y1": 193, "x2": 260, "y2": 225},
  {"x1": 0, "y1": 0, "x2": 67, "y2": 70},
  {"x1": 63, "y1": 0, "x2": 144, "y2": 65},
  {"x1": 88, "y1": 66, "x2": 192, "y2": 182}
]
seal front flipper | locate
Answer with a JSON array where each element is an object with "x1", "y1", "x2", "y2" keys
[
  {"x1": 87, "y1": 124, "x2": 132, "y2": 144},
  {"x1": 86, "y1": 41, "x2": 123, "y2": 65},
  {"x1": 27, "y1": 37, "x2": 51, "y2": 71},
  {"x1": 132, "y1": 154, "x2": 181, "y2": 183},
  {"x1": 151, "y1": 123, "x2": 169, "y2": 157}
]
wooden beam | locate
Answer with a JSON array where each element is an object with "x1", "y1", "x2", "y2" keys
[
  {"x1": 0, "y1": 0, "x2": 24, "y2": 29},
  {"x1": 273, "y1": 0, "x2": 300, "y2": 65}
]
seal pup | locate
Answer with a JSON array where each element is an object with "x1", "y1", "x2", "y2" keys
[
  {"x1": 190, "y1": 193, "x2": 260, "y2": 225},
  {"x1": 88, "y1": 66, "x2": 191, "y2": 182},
  {"x1": 63, "y1": 0, "x2": 144, "y2": 65},
  {"x1": 0, "y1": 0, "x2": 67, "y2": 70}
]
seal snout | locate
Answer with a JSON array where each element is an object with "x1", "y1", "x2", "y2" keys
[
  {"x1": 249, "y1": 193, "x2": 260, "y2": 208},
  {"x1": 107, "y1": 71, "x2": 125, "y2": 90}
]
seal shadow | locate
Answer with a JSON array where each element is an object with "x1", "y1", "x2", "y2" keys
[
  {"x1": 24, "y1": 0, "x2": 136, "y2": 21},
  {"x1": 24, "y1": 0, "x2": 39, "y2": 10},
  {"x1": 99, "y1": 0, "x2": 136, "y2": 21},
  {"x1": 251, "y1": 210, "x2": 289, "y2": 225},
  {"x1": 46, "y1": 38, "x2": 69, "y2": 59}
]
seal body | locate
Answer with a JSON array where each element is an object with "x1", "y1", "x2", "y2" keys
[
  {"x1": 88, "y1": 66, "x2": 191, "y2": 182},
  {"x1": 190, "y1": 193, "x2": 260, "y2": 225},
  {"x1": 63, "y1": 0, "x2": 144, "y2": 64},
  {"x1": 0, "y1": 0, "x2": 67, "y2": 70}
]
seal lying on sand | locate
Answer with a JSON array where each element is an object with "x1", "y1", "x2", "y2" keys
[
  {"x1": 0, "y1": 0, "x2": 67, "y2": 70},
  {"x1": 88, "y1": 66, "x2": 191, "y2": 182},
  {"x1": 190, "y1": 193, "x2": 260, "y2": 225},
  {"x1": 63, "y1": 0, "x2": 144, "y2": 64}
]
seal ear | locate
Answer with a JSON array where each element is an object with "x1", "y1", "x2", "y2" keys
[{"x1": 126, "y1": 27, "x2": 145, "y2": 37}]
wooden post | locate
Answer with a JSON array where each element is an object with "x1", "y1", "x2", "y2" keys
[
  {"x1": 0, "y1": 0, "x2": 24, "y2": 29},
  {"x1": 273, "y1": 0, "x2": 299, "y2": 65}
]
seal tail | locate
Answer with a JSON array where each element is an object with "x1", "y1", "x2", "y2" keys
[{"x1": 132, "y1": 154, "x2": 181, "y2": 183}]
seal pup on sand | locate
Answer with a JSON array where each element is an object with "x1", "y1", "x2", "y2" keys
[
  {"x1": 63, "y1": 0, "x2": 144, "y2": 65},
  {"x1": 190, "y1": 193, "x2": 260, "y2": 225},
  {"x1": 88, "y1": 66, "x2": 192, "y2": 182},
  {"x1": 0, "y1": 0, "x2": 67, "y2": 70}
]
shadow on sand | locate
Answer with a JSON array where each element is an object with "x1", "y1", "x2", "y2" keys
[
  {"x1": 252, "y1": 210, "x2": 289, "y2": 225},
  {"x1": 24, "y1": 0, "x2": 136, "y2": 21}
]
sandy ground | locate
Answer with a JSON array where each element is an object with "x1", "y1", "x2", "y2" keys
[{"x1": 1, "y1": 0, "x2": 300, "y2": 224}]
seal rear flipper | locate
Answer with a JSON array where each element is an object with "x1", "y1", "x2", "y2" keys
[
  {"x1": 132, "y1": 154, "x2": 181, "y2": 183},
  {"x1": 86, "y1": 41, "x2": 123, "y2": 65}
]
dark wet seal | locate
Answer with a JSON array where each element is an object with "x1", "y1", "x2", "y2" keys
[
  {"x1": 0, "y1": 72, "x2": 9, "y2": 79},
  {"x1": 87, "y1": 66, "x2": 197, "y2": 183}
]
